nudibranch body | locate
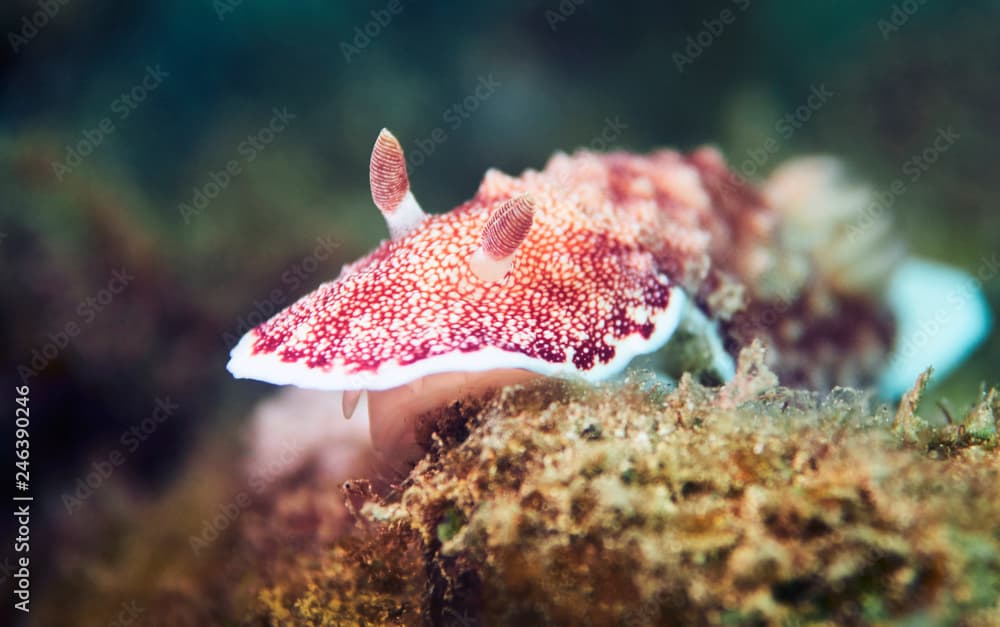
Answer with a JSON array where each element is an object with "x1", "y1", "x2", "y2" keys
[
  {"x1": 230, "y1": 139, "x2": 729, "y2": 391},
  {"x1": 230, "y1": 130, "x2": 752, "y2": 455},
  {"x1": 228, "y1": 130, "x2": 990, "y2": 458}
]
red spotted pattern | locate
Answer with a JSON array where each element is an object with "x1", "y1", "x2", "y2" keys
[{"x1": 249, "y1": 150, "x2": 724, "y2": 376}]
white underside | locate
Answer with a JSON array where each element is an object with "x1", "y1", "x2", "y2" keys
[{"x1": 226, "y1": 286, "x2": 688, "y2": 391}]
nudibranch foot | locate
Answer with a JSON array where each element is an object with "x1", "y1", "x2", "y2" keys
[
  {"x1": 366, "y1": 369, "x2": 540, "y2": 464},
  {"x1": 341, "y1": 389, "x2": 364, "y2": 420}
]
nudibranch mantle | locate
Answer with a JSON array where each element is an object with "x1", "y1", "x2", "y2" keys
[
  {"x1": 227, "y1": 137, "x2": 723, "y2": 392},
  {"x1": 229, "y1": 129, "x2": 993, "y2": 460}
]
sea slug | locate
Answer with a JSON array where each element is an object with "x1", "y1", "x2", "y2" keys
[{"x1": 228, "y1": 129, "x2": 990, "y2": 459}]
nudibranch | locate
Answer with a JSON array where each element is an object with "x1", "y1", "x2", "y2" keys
[{"x1": 228, "y1": 129, "x2": 991, "y2": 459}]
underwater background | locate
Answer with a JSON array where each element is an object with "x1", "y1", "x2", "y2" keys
[{"x1": 1, "y1": 0, "x2": 998, "y2": 624}]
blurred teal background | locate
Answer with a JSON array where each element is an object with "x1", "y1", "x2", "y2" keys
[{"x1": 1, "y1": 0, "x2": 998, "y2": 616}]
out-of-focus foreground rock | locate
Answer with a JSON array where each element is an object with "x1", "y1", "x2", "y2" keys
[{"x1": 39, "y1": 346, "x2": 1000, "y2": 626}]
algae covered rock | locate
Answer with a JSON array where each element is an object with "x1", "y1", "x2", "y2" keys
[
  {"x1": 38, "y1": 348, "x2": 1000, "y2": 626},
  {"x1": 252, "y1": 347, "x2": 1000, "y2": 625}
]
